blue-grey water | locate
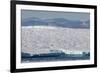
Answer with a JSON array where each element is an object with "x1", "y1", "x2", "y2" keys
[{"x1": 21, "y1": 52, "x2": 90, "y2": 63}]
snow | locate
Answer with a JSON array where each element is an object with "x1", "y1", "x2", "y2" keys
[
  {"x1": 21, "y1": 26, "x2": 90, "y2": 55},
  {"x1": 32, "y1": 26, "x2": 57, "y2": 29}
]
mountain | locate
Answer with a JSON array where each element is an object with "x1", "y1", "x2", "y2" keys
[
  {"x1": 22, "y1": 17, "x2": 48, "y2": 26},
  {"x1": 45, "y1": 18, "x2": 82, "y2": 28},
  {"x1": 22, "y1": 17, "x2": 90, "y2": 28}
]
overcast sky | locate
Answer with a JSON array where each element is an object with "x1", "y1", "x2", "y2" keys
[{"x1": 21, "y1": 10, "x2": 90, "y2": 21}]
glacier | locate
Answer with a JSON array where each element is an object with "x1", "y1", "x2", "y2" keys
[{"x1": 21, "y1": 26, "x2": 90, "y2": 55}]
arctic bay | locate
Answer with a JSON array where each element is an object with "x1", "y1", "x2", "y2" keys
[{"x1": 21, "y1": 10, "x2": 90, "y2": 63}]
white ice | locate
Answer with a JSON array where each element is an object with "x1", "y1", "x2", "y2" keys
[{"x1": 21, "y1": 26, "x2": 90, "y2": 55}]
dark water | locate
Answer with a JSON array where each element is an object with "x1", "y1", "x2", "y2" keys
[{"x1": 21, "y1": 52, "x2": 90, "y2": 63}]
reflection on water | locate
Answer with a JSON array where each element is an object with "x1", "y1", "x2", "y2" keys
[{"x1": 21, "y1": 50, "x2": 90, "y2": 63}]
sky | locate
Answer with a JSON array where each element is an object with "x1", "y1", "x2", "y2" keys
[{"x1": 21, "y1": 10, "x2": 90, "y2": 21}]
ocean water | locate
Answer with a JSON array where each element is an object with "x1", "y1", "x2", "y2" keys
[{"x1": 21, "y1": 52, "x2": 90, "y2": 63}]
